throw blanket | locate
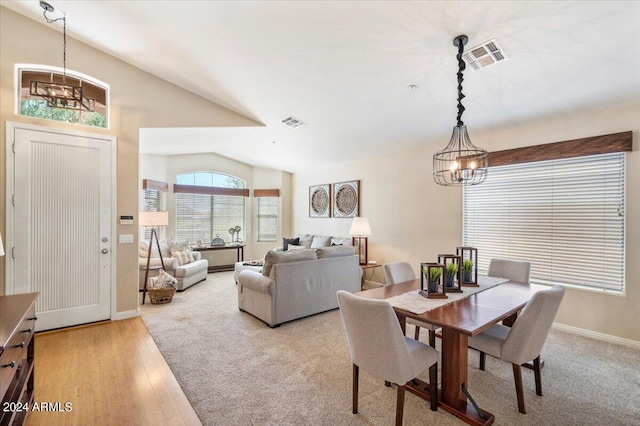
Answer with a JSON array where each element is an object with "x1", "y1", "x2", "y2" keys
[{"x1": 385, "y1": 275, "x2": 509, "y2": 314}]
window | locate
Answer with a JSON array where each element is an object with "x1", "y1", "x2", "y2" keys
[
  {"x1": 463, "y1": 152, "x2": 625, "y2": 293},
  {"x1": 17, "y1": 66, "x2": 108, "y2": 128},
  {"x1": 257, "y1": 198, "x2": 278, "y2": 242},
  {"x1": 175, "y1": 172, "x2": 246, "y2": 242}
]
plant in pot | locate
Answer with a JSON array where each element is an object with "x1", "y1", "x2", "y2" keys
[
  {"x1": 462, "y1": 259, "x2": 474, "y2": 283},
  {"x1": 423, "y1": 267, "x2": 442, "y2": 293},
  {"x1": 445, "y1": 263, "x2": 459, "y2": 287}
]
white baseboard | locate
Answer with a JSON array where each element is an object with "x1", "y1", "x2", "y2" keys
[
  {"x1": 552, "y1": 322, "x2": 640, "y2": 349},
  {"x1": 113, "y1": 308, "x2": 140, "y2": 321}
]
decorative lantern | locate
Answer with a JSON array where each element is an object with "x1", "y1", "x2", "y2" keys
[
  {"x1": 419, "y1": 262, "x2": 447, "y2": 299},
  {"x1": 437, "y1": 254, "x2": 463, "y2": 293},
  {"x1": 456, "y1": 246, "x2": 478, "y2": 287}
]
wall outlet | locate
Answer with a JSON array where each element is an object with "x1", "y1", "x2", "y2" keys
[{"x1": 119, "y1": 234, "x2": 134, "y2": 244}]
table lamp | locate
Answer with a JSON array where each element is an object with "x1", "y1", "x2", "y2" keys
[
  {"x1": 349, "y1": 217, "x2": 371, "y2": 265},
  {"x1": 139, "y1": 211, "x2": 169, "y2": 304}
]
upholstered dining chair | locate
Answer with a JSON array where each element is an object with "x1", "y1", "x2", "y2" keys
[
  {"x1": 337, "y1": 290, "x2": 438, "y2": 425},
  {"x1": 383, "y1": 262, "x2": 438, "y2": 347},
  {"x1": 487, "y1": 258, "x2": 531, "y2": 283},
  {"x1": 468, "y1": 285, "x2": 565, "y2": 414}
]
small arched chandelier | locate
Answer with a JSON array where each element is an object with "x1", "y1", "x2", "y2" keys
[{"x1": 433, "y1": 35, "x2": 488, "y2": 186}]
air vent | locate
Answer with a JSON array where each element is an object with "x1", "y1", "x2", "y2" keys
[
  {"x1": 462, "y1": 39, "x2": 508, "y2": 70},
  {"x1": 280, "y1": 116, "x2": 305, "y2": 128}
]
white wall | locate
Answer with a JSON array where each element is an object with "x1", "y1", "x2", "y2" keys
[{"x1": 292, "y1": 103, "x2": 640, "y2": 343}]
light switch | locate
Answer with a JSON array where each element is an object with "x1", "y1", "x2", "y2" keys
[{"x1": 119, "y1": 234, "x2": 134, "y2": 244}]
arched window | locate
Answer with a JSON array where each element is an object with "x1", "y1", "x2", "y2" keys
[
  {"x1": 174, "y1": 172, "x2": 247, "y2": 242},
  {"x1": 17, "y1": 65, "x2": 108, "y2": 128}
]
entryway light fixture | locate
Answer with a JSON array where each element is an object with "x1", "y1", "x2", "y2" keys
[
  {"x1": 29, "y1": 1, "x2": 95, "y2": 112},
  {"x1": 433, "y1": 35, "x2": 488, "y2": 186}
]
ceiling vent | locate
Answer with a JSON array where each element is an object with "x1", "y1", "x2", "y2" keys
[
  {"x1": 462, "y1": 39, "x2": 508, "y2": 70},
  {"x1": 280, "y1": 115, "x2": 305, "y2": 128}
]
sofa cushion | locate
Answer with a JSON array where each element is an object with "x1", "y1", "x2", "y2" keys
[
  {"x1": 316, "y1": 245, "x2": 356, "y2": 259},
  {"x1": 311, "y1": 235, "x2": 332, "y2": 248},
  {"x1": 173, "y1": 259, "x2": 208, "y2": 278},
  {"x1": 263, "y1": 249, "x2": 318, "y2": 276},
  {"x1": 282, "y1": 237, "x2": 300, "y2": 251},
  {"x1": 287, "y1": 244, "x2": 306, "y2": 251}
]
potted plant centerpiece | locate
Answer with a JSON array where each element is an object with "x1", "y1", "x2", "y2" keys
[
  {"x1": 422, "y1": 266, "x2": 442, "y2": 293},
  {"x1": 462, "y1": 259, "x2": 474, "y2": 283},
  {"x1": 445, "y1": 263, "x2": 459, "y2": 287}
]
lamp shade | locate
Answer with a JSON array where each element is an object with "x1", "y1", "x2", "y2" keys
[
  {"x1": 0, "y1": 232, "x2": 4, "y2": 257},
  {"x1": 349, "y1": 217, "x2": 371, "y2": 236},
  {"x1": 139, "y1": 211, "x2": 169, "y2": 227}
]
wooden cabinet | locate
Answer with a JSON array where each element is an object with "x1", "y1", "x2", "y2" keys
[{"x1": 0, "y1": 293, "x2": 38, "y2": 426}]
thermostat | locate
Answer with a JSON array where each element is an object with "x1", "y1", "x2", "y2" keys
[{"x1": 120, "y1": 215, "x2": 134, "y2": 225}]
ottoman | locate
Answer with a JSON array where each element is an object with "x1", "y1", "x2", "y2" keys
[{"x1": 234, "y1": 261, "x2": 263, "y2": 283}]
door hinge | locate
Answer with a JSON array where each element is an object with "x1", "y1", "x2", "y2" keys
[
  {"x1": 12, "y1": 194, "x2": 15, "y2": 206},
  {"x1": 12, "y1": 142, "x2": 16, "y2": 153},
  {"x1": 11, "y1": 247, "x2": 15, "y2": 259}
]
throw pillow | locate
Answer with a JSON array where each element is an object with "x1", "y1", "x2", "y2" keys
[
  {"x1": 311, "y1": 235, "x2": 332, "y2": 248},
  {"x1": 287, "y1": 244, "x2": 306, "y2": 251},
  {"x1": 282, "y1": 237, "x2": 300, "y2": 251},
  {"x1": 173, "y1": 250, "x2": 194, "y2": 266},
  {"x1": 296, "y1": 234, "x2": 314, "y2": 248},
  {"x1": 149, "y1": 269, "x2": 177, "y2": 289}
]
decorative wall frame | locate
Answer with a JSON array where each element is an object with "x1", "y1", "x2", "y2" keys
[
  {"x1": 332, "y1": 180, "x2": 360, "y2": 218},
  {"x1": 309, "y1": 184, "x2": 331, "y2": 218}
]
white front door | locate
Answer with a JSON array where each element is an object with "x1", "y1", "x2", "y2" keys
[{"x1": 7, "y1": 123, "x2": 114, "y2": 331}]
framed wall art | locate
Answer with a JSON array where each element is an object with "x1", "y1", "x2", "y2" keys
[
  {"x1": 309, "y1": 184, "x2": 331, "y2": 218},
  {"x1": 332, "y1": 180, "x2": 359, "y2": 218}
]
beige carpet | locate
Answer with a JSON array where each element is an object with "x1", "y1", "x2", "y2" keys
[{"x1": 141, "y1": 273, "x2": 640, "y2": 426}]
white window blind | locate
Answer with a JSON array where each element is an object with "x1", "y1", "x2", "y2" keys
[
  {"x1": 257, "y1": 197, "x2": 278, "y2": 242},
  {"x1": 176, "y1": 194, "x2": 245, "y2": 242},
  {"x1": 463, "y1": 152, "x2": 625, "y2": 293},
  {"x1": 142, "y1": 189, "x2": 163, "y2": 240}
]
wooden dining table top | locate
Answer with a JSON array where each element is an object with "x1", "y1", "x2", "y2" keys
[{"x1": 356, "y1": 278, "x2": 549, "y2": 336}]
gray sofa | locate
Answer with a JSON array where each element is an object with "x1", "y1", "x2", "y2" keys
[
  {"x1": 138, "y1": 240, "x2": 209, "y2": 291},
  {"x1": 237, "y1": 246, "x2": 361, "y2": 327}
]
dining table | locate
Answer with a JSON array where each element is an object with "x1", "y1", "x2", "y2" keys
[{"x1": 356, "y1": 278, "x2": 548, "y2": 426}]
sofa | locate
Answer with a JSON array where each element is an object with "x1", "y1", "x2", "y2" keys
[
  {"x1": 237, "y1": 245, "x2": 362, "y2": 327},
  {"x1": 138, "y1": 240, "x2": 209, "y2": 291}
]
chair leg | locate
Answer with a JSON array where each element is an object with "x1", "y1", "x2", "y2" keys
[
  {"x1": 512, "y1": 363, "x2": 526, "y2": 414},
  {"x1": 396, "y1": 384, "x2": 406, "y2": 426},
  {"x1": 479, "y1": 352, "x2": 486, "y2": 371},
  {"x1": 533, "y1": 356, "x2": 543, "y2": 396},
  {"x1": 429, "y1": 363, "x2": 438, "y2": 411},
  {"x1": 352, "y1": 364, "x2": 359, "y2": 414},
  {"x1": 414, "y1": 326, "x2": 420, "y2": 340},
  {"x1": 428, "y1": 329, "x2": 436, "y2": 348}
]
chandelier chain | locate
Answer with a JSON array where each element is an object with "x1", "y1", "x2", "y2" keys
[
  {"x1": 456, "y1": 37, "x2": 466, "y2": 126},
  {"x1": 42, "y1": 8, "x2": 67, "y2": 83}
]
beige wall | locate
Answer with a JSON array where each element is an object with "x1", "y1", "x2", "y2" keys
[
  {"x1": 0, "y1": 7, "x2": 258, "y2": 314},
  {"x1": 140, "y1": 153, "x2": 292, "y2": 261},
  {"x1": 292, "y1": 104, "x2": 639, "y2": 342}
]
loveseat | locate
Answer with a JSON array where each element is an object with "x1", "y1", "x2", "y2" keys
[
  {"x1": 138, "y1": 240, "x2": 209, "y2": 291},
  {"x1": 237, "y1": 246, "x2": 362, "y2": 327}
]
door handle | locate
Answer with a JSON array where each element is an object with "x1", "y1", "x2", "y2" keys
[{"x1": 102, "y1": 248, "x2": 109, "y2": 254}]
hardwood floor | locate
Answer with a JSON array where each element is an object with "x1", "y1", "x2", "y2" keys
[{"x1": 25, "y1": 318, "x2": 201, "y2": 426}]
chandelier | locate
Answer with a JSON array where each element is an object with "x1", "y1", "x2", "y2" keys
[
  {"x1": 433, "y1": 35, "x2": 487, "y2": 186},
  {"x1": 29, "y1": 1, "x2": 95, "y2": 112}
]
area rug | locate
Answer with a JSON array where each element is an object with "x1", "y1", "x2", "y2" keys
[{"x1": 141, "y1": 273, "x2": 640, "y2": 426}]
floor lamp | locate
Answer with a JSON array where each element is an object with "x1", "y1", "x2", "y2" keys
[
  {"x1": 140, "y1": 211, "x2": 169, "y2": 305},
  {"x1": 349, "y1": 217, "x2": 371, "y2": 265}
]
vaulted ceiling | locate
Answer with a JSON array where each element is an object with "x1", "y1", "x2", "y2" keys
[{"x1": 4, "y1": 1, "x2": 640, "y2": 172}]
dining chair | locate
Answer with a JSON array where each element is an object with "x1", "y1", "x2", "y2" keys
[
  {"x1": 337, "y1": 290, "x2": 438, "y2": 425},
  {"x1": 383, "y1": 262, "x2": 438, "y2": 347},
  {"x1": 468, "y1": 285, "x2": 565, "y2": 414},
  {"x1": 487, "y1": 258, "x2": 531, "y2": 283}
]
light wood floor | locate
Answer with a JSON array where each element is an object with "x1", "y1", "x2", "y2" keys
[{"x1": 25, "y1": 318, "x2": 201, "y2": 426}]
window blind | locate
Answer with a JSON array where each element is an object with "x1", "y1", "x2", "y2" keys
[
  {"x1": 176, "y1": 194, "x2": 245, "y2": 242},
  {"x1": 257, "y1": 197, "x2": 278, "y2": 242},
  {"x1": 142, "y1": 189, "x2": 163, "y2": 240},
  {"x1": 463, "y1": 152, "x2": 625, "y2": 293}
]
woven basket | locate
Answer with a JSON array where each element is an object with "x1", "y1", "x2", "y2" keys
[{"x1": 148, "y1": 287, "x2": 176, "y2": 304}]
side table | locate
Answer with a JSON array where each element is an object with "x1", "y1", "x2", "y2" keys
[{"x1": 360, "y1": 263, "x2": 382, "y2": 289}]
